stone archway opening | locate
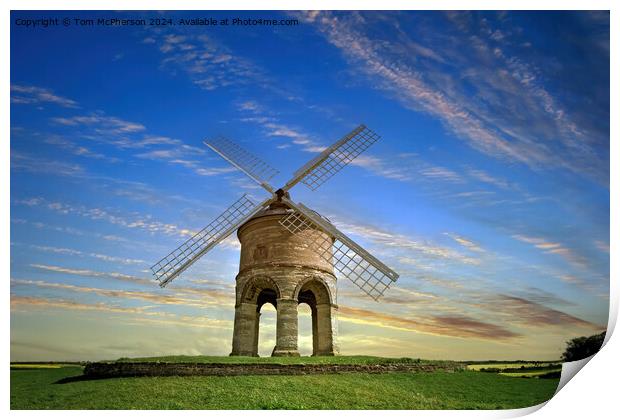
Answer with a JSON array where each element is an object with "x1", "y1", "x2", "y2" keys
[
  {"x1": 256, "y1": 288, "x2": 278, "y2": 357},
  {"x1": 231, "y1": 277, "x2": 281, "y2": 357},
  {"x1": 295, "y1": 278, "x2": 338, "y2": 356},
  {"x1": 257, "y1": 299, "x2": 277, "y2": 357},
  {"x1": 297, "y1": 302, "x2": 314, "y2": 356}
]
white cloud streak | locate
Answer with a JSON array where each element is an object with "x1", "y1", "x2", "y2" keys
[{"x1": 11, "y1": 84, "x2": 79, "y2": 108}]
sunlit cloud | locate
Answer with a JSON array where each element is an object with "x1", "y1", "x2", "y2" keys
[
  {"x1": 10, "y1": 294, "x2": 232, "y2": 330},
  {"x1": 338, "y1": 305, "x2": 520, "y2": 340},
  {"x1": 481, "y1": 294, "x2": 605, "y2": 330},
  {"x1": 12, "y1": 279, "x2": 232, "y2": 309},
  {"x1": 512, "y1": 234, "x2": 588, "y2": 268},
  {"x1": 11, "y1": 294, "x2": 157, "y2": 315},
  {"x1": 29, "y1": 264, "x2": 154, "y2": 286},
  {"x1": 443, "y1": 233, "x2": 484, "y2": 253},
  {"x1": 29, "y1": 245, "x2": 146, "y2": 265}
]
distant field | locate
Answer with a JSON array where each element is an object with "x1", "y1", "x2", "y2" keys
[
  {"x1": 466, "y1": 362, "x2": 562, "y2": 379},
  {"x1": 467, "y1": 362, "x2": 560, "y2": 371},
  {"x1": 11, "y1": 359, "x2": 560, "y2": 409},
  {"x1": 10, "y1": 364, "x2": 63, "y2": 369},
  {"x1": 499, "y1": 369, "x2": 560, "y2": 378}
]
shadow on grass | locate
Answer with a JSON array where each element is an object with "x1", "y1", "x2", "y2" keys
[{"x1": 54, "y1": 375, "x2": 98, "y2": 384}]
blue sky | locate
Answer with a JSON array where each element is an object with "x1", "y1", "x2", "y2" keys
[{"x1": 10, "y1": 10, "x2": 609, "y2": 361}]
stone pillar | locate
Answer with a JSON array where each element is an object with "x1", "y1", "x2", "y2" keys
[
  {"x1": 272, "y1": 298, "x2": 300, "y2": 357},
  {"x1": 230, "y1": 302, "x2": 258, "y2": 356},
  {"x1": 252, "y1": 311, "x2": 261, "y2": 356},
  {"x1": 330, "y1": 304, "x2": 340, "y2": 355},
  {"x1": 315, "y1": 303, "x2": 339, "y2": 356},
  {"x1": 311, "y1": 306, "x2": 319, "y2": 356}
]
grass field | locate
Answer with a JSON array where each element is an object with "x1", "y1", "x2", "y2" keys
[{"x1": 11, "y1": 356, "x2": 560, "y2": 409}]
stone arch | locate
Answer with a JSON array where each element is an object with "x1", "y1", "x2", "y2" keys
[
  {"x1": 294, "y1": 276, "x2": 338, "y2": 356},
  {"x1": 293, "y1": 276, "x2": 332, "y2": 305},
  {"x1": 231, "y1": 276, "x2": 280, "y2": 357},
  {"x1": 240, "y1": 275, "x2": 281, "y2": 307}
]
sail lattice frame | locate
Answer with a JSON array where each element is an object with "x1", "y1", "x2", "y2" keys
[
  {"x1": 279, "y1": 202, "x2": 398, "y2": 300},
  {"x1": 152, "y1": 195, "x2": 265, "y2": 287}
]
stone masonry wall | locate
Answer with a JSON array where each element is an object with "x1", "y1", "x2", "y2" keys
[{"x1": 84, "y1": 362, "x2": 465, "y2": 378}]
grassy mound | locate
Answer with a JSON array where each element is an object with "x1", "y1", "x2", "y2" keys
[{"x1": 11, "y1": 365, "x2": 559, "y2": 409}]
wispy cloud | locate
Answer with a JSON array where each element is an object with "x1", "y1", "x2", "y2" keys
[
  {"x1": 136, "y1": 150, "x2": 236, "y2": 177},
  {"x1": 466, "y1": 168, "x2": 511, "y2": 190},
  {"x1": 556, "y1": 274, "x2": 601, "y2": 294},
  {"x1": 483, "y1": 294, "x2": 605, "y2": 330},
  {"x1": 52, "y1": 114, "x2": 145, "y2": 134},
  {"x1": 346, "y1": 152, "x2": 542, "y2": 213},
  {"x1": 24, "y1": 99, "x2": 230, "y2": 177},
  {"x1": 151, "y1": 32, "x2": 266, "y2": 91},
  {"x1": 10, "y1": 294, "x2": 232, "y2": 330},
  {"x1": 11, "y1": 294, "x2": 155, "y2": 315},
  {"x1": 11, "y1": 84, "x2": 78, "y2": 108},
  {"x1": 444, "y1": 233, "x2": 484, "y2": 253},
  {"x1": 12, "y1": 279, "x2": 231, "y2": 310},
  {"x1": 15, "y1": 196, "x2": 202, "y2": 239},
  {"x1": 418, "y1": 166, "x2": 464, "y2": 184},
  {"x1": 29, "y1": 245, "x2": 145, "y2": 265},
  {"x1": 333, "y1": 218, "x2": 481, "y2": 266},
  {"x1": 512, "y1": 234, "x2": 588, "y2": 268},
  {"x1": 301, "y1": 11, "x2": 609, "y2": 184},
  {"x1": 594, "y1": 240, "x2": 610, "y2": 254},
  {"x1": 349, "y1": 155, "x2": 413, "y2": 181},
  {"x1": 338, "y1": 305, "x2": 520, "y2": 340},
  {"x1": 236, "y1": 101, "x2": 327, "y2": 153},
  {"x1": 44, "y1": 135, "x2": 119, "y2": 163},
  {"x1": 12, "y1": 219, "x2": 139, "y2": 247},
  {"x1": 518, "y1": 286, "x2": 576, "y2": 308},
  {"x1": 30, "y1": 264, "x2": 154, "y2": 286},
  {"x1": 11, "y1": 152, "x2": 85, "y2": 177}
]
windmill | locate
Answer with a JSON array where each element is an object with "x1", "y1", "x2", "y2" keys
[{"x1": 151, "y1": 124, "x2": 400, "y2": 356}]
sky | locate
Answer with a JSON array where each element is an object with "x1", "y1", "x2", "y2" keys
[{"x1": 10, "y1": 10, "x2": 610, "y2": 361}]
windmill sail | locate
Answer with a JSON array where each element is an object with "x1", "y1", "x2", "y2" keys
[
  {"x1": 152, "y1": 123, "x2": 399, "y2": 298},
  {"x1": 279, "y1": 199, "x2": 399, "y2": 300},
  {"x1": 152, "y1": 195, "x2": 268, "y2": 287},
  {"x1": 205, "y1": 136, "x2": 279, "y2": 193},
  {"x1": 282, "y1": 124, "x2": 380, "y2": 192}
]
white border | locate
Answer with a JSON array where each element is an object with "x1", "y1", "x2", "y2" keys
[{"x1": 3, "y1": 1, "x2": 617, "y2": 419}]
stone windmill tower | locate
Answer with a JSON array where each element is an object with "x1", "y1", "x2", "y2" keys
[{"x1": 152, "y1": 125, "x2": 400, "y2": 357}]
